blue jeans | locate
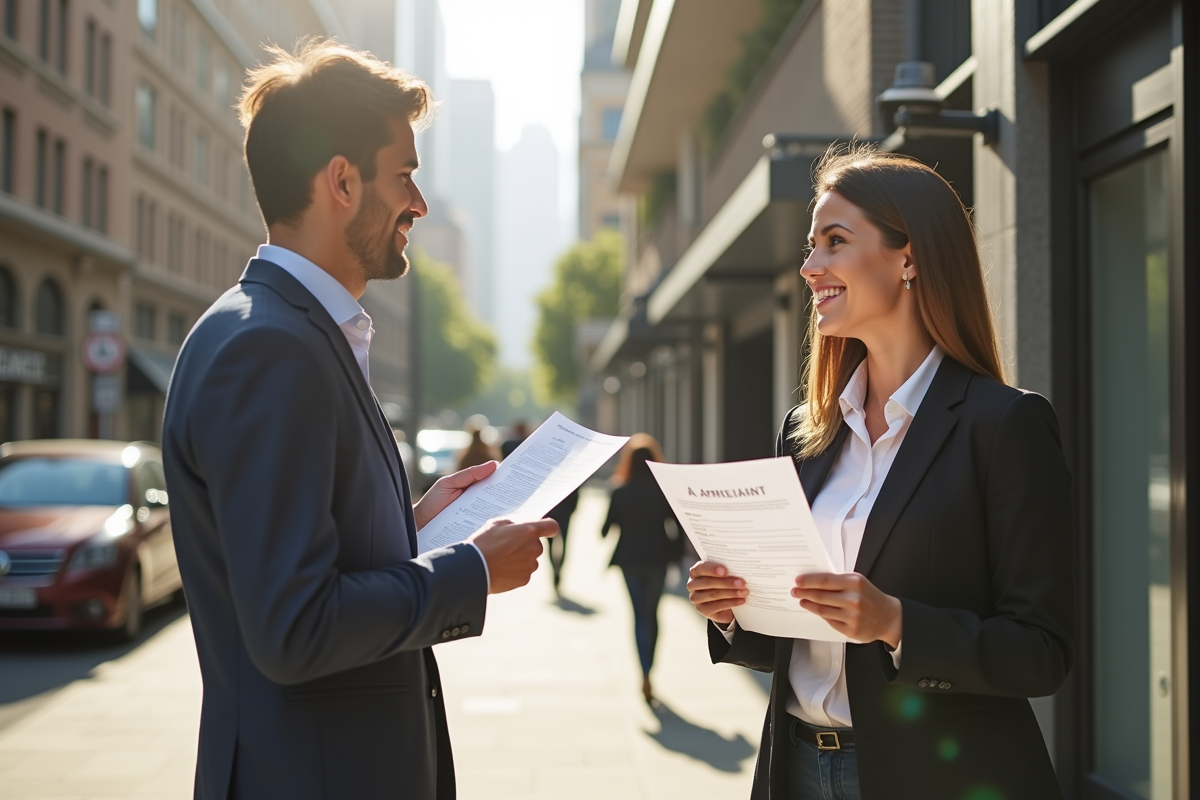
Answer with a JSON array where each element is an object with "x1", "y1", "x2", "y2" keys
[
  {"x1": 621, "y1": 566, "x2": 665, "y2": 675},
  {"x1": 786, "y1": 718, "x2": 861, "y2": 800}
]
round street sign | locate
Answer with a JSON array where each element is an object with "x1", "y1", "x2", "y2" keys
[{"x1": 80, "y1": 331, "x2": 127, "y2": 374}]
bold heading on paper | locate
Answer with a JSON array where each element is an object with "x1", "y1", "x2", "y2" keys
[{"x1": 687, "y1": 486, "x2": 767, "y2": 498}]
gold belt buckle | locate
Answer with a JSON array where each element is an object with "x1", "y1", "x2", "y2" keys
[{"x1": 815, "y1": 731, "x2": 841, "y2": 751}]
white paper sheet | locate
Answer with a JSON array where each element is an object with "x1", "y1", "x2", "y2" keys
[
  {"x1": 417, "y1": 412, "x2": 629, "y2": 555},
  {"x1": 647, "y1": 458, "x2": 850, "y2": 642}
]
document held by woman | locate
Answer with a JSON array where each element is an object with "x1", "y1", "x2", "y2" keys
[
  {"x1": 647, "y1": 458, "x2": 850, "y2": 642},
  {"x1": 417, "y1": 413, "x2": 629, "y2": 555}
]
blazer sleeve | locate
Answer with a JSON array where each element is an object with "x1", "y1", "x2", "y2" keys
[
  {"x1": 708, "y1": 620, "x2": 778, "y2": 673},
  {"x1": 188, "y1": 325, "x2": 488, "y2": 686},
  {"x1": 890, "y1": 391, "x2": 1075, "y2": 697}
]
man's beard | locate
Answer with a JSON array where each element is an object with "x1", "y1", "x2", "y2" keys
[{"x1": 346, "y1": 183, "x2": 410, "y2": 281}]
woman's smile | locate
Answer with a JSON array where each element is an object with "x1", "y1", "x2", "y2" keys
[{"x1": 814, "y1": 286, "x2": 845, "y2": 308}]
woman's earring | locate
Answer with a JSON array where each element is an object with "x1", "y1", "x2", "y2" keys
[{"x1": 903, "y1": 273, "x2": 911, "y2": 290}]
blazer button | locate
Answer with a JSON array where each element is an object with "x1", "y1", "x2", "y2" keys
[
  {"x1": 430, "y1": 686, "x2": 438, "y2": 698},
  {"x1": 461, "y1": 624, "x2": 470, "y2": 634},
  {"x1": 451, "y1": 626, "x2": 461, "y2": 636},
  {"x1": 918, "y1": 679, "x2": 930, "y2": 688},
  {"x1": 441, "y1": 630, "x2": 451, "y2": 639},
  {"x1": 939, "y1": 682, "x2": 952, "y2": 690}
]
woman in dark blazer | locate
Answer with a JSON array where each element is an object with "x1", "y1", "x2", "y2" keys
[
  {"x1": 603, "y1": 434, "x2": 679, "y2": 704},
  {"x1": 686, "y1": 146, "x2": 1073, "y2": 799}
]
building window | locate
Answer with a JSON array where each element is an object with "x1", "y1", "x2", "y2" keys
[
  {"x1": 51, "y1": 138, "x2": 64, "y2": 214},
  {"x1": 195, "y1": 36, "x2": 210, "y2": 94},
  {"x1": 54, "y1": 0, "x2": 67, "y2": 76},
  {"x1": 214, "y1": 146, "x2": 228, "y2": 199},
  {"x1": 98, "y1": 32, "x2": 110, "y2": 105},
  {"x1": 81, "y1": 156, "x2": 93, "y2": 227},
  {"x1": 84, "y1": 19, "x2": 95, "y2": 96},
  {"x1": 96, "y1": 166, "x2": 107, "y2": 233},
  {"x1": 137, "y1": 82, "x2": 157, "y2": 150},
  {"x1": 34, "y1": 278, "x2": 64, "y2": 336},
  {"x1": 137, "y1": 0, "x2": 156, "y2": 38},
  {"x1": 167, "y1": 105, "x2": 184, "y2": 169},
  {"x1": 3, "y1": 0, "x2": 16, "y2": 39},
  {"x1": 194, "y1": 130, "x2": 208, "y2": 187},
  {"x1": 169, "y1": 5, "x2": 186, "y2": 71},
  {"x1": 601, "y1": 107, "x2": 622, "y2": 141},
  {"x1": 1, "y1": 109, "x2": 13, "y2": 194},
  {"x1": 84, "y1": 20, "x2": 110, "y2": 104},
  {"x1": 167, "y1": 312, "x2": 186, "y2": 346},
  {"x1": 194, "y1": 227, "x2": 209, "y2": 284},
  {"x1": 0, "y1": 266, "x2": 17, "y2": 328},
  {"x1": 33, "y1": 388, "x2": 58, "y2": 439},
  {"x1": 134, "y1": 302, "x2": 156, "y2": 341},
  {"x1": 135, "y1": 194, "x2": 157, "y2": 261},
  {"x1": 214, "y1": 60, "x2": 229, "y2": 108},
  {"x1": 34, "y1": 129, "x2": 47, "y2": 207},
  {"x1": 167, "y1": 212, "x2": 184, "y2": 273},
  {"x1": 38, "y1": 0, "x2": 49, "y2": 61}
]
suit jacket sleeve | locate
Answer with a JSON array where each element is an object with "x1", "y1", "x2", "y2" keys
[
  {"x1": 188, "y1": 325, "x2": 487, "y2": 685},
  {"x1": 890, "y1": 391, "x2": 1075, "y2": 697}
]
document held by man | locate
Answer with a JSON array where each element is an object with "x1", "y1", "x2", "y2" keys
[
  {"x1": 417, "y1": 413, "x2": 629, "y2": 555},
  {"x1": 646, "y1": 458, "x2": 850, "y2": 642}
]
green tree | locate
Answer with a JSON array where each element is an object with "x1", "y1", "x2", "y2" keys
[
  {"x1": 533, "y1": 229, "x2": 623, "y2": 402},
  {"x1": 413, "y1": 249, "x2": 497, "y2": 410}
]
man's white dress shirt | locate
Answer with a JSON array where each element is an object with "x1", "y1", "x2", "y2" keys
[
  {"x1": 257, "y1": 244, "x2": 490, "y2": 588},
  {"x1": 725, "y1": 345, "x2": 944, "y2": 728}
]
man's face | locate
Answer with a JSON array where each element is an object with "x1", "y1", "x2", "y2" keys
[{"x1": 345, "y1": 117, "x2": 427, "y2": 281}]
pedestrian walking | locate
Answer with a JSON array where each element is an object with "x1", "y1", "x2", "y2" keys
[
  {"x1": 686, "y1": 145, "x2": 1074, "y2": 799},
  {"x1": 543, "y1": 489, "x2": 578, "y2": 595},
  {"x1": 602, "y1": 434, "x2": 679, "y2": 704},
  {"x1": 457, "y1": 425, "x2": 500, "y2": 470}
]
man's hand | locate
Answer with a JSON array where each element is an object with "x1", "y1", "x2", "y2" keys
[
  {"x1": 469, "y1": 517, "x2": 558, "y2": 594},
  {"x1": 413, "y1": 461, "x2": 498, "y2": 531},
  {"x1": 792, "y1": 572, "x2": 902, "y2": 647},
  {"x1": 686, "y1": 561, "x2": 748, "y2": 627}
]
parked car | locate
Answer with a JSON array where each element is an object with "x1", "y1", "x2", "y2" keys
[
  {"x1": 0, "y1": 440, "x2": 180, "y2": 640},
  {"x1": 413, "y1": 428, "x2": 472, "y2": 495}
]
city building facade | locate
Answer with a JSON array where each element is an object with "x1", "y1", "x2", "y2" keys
[
  {"x1": 590, "y1": 0, "x2": 1200, "y2": 797},
  {"x1": 579, "y1": 0, "x2": 629, "y2": 241},
  {"x1": 0, "y1": 0, "x2": 416, "y2": 444}
]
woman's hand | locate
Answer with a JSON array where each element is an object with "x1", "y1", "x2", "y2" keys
[
  {"x1": 687, "y1": 561, "x2": 749, "y2": 627},
  {"x1": 413, "y1": 461, "x2": 498, "y2": 531},
  {"x1": 793, "y1": 572, "x2": 903, "y2": 647}
]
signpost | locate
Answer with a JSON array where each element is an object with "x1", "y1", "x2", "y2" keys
[{"x1": 82, "y1": 311, "x2": 125, "y2": 439}]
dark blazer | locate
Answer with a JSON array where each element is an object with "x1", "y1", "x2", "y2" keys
[
  {"x1": 602, "y1": 480, "x2": 679, "y2": 570},
  {"x1": 709, "y1": 357, "x2": 1074, "y2": 799},
  {"x1": 163, "y1": 260, "x2": 488, "y2": 800}
]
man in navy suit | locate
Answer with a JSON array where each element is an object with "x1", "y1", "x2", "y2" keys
[{"x1": 163, "y1": 40, "x2": 555, "y2": 800}]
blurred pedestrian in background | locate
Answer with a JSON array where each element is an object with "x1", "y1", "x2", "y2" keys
[
  {"x1": 457, "y1": 423, "x2": 500, "y2": 470},
  {"x1": 544, "y1": 489, "x2": 577, "y2": 596},
  {"x1": 602, "y1": 434, "x2": 679, "y2": 704},
  {"x1": 500, "y1": 419, "x2": 529, "y2": 459}
]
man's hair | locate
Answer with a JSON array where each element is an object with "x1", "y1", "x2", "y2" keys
[{"x1": 239, "y1": 38, "x2": 432, "y2": 227}]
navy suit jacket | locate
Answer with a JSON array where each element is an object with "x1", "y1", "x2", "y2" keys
[{"x1": 163, "y1": 259, "x2": 488, "y2": 799}]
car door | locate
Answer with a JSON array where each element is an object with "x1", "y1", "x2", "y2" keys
[{"x1": 135, "y1": 459, "x2": 176, "y2": 601}]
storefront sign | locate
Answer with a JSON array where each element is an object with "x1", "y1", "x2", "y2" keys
[{"x1": 0, "y1": 346, "x2": 51, "y2": 384}]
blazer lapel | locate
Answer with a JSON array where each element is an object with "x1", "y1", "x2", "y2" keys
[
  {"x1": 853, "y1": 358, "x2": 971, "y2": 577},
  {"x1": 796, "y1": 423, "x2": 851, "y2": 503},
  {"x1": 240, "y1": 260, "x2": 406, "y2": 508}
]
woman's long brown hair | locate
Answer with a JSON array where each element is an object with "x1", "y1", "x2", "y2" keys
[{"x1": 793, "y1": 144, "x2": 1006, "y2": 459}]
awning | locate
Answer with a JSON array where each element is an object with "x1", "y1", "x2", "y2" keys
[
  {"x1": 645, "y1": 136, "x2": 833, "y2": 326},
  {"x1": 127, "y1": 346, "x2": 177, "y2": 394}
]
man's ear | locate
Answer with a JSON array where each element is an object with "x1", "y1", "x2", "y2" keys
[{"x1": 321, "y1": 155, "x2": 359, "y2": 212}]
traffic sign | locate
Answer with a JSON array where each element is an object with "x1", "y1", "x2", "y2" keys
[{"x1": 80, "y1": 331, "x2": 126, "y2": 373}]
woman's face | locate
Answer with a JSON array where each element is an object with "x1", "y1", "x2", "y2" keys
[{"x1": 799, "y1": 191, "x2": 914, "y2": 341}]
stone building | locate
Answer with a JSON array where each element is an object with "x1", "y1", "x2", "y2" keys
[{"x1": 590, "y1": 0, "x2": 1200, "y2": 796}]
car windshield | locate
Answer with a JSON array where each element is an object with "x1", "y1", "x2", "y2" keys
[{"x1": 0, "y1": 458, "x2": 128, "y2": 506}]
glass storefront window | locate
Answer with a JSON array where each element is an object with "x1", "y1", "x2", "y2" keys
[{"x1": 1089, "y1": 147, "x2": 1172, "y2": 800}]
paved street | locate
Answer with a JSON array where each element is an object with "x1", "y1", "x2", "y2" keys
[{"x1": 0, "y1": 487, "x2": 767, "y2": 799}]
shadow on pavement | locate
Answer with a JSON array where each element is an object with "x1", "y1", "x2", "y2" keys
[
  {"x1": 0, "y1": 596, "x2": 188, "y2": 711},
  {"x1": 552, "y1": 594, "x2": 597, "y2": 616},
  {"x1": 645, "y1": 700, "x2": 756, "y2": 773}
]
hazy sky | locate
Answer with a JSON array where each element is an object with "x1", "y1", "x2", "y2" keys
[{"x1": 439, "y1": 0, "x2": 584, "y2": 224}]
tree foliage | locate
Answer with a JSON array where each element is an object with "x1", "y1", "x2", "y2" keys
[
  {"x1": 533, "y1": 230, "x2": 623, "y2": 402},
  {"x1": 414, "y1": 250, "x2": 497, "y2": 411}
]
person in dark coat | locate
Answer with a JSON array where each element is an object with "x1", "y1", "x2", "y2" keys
[
  {"x1": 544, "y1": 489, "x2": 578, "y2": 594},
  {"x1": 602, "y1": 434, "x2": 679, "y2": 703}
]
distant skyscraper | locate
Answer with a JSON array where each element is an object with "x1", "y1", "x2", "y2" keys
[
  {"x1": 497, "y1": 125, "x2": 568, "y2": 367},
  {"x1": 448, "y1": 79, "x2": 497, "y2": 327},
  {"x1": 579, "y1": 0, "x2": 630, "y2": 240}
]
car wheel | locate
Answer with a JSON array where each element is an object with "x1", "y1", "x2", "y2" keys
[{"x1": 111, "y1": 566, "x2": 143, "y2": 643}]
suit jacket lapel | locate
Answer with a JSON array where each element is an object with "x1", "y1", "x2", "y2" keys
[
  {"x1": 241, "y1": 260, "x2": 406, "y2": 509},
  {"x1": 853, "y1": 358, "x2": 971, "y2": 577},
  {"x1": 796, "y1": 423, "x2": 851, "y2": 503}
]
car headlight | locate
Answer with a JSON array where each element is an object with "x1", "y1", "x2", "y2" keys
[{"x1": 67, "y1": 541, "x2": 120, "y2": 572}]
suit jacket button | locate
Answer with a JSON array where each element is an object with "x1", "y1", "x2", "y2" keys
[
  {"x1": 461, "y1": 624, "x2": 470, "y2": 634},
  {"x1": 441, "y1": 630, "x2": 451, "y2": 639},
  {"x1": 918, "y1": 679, "x2": 929, "y2": 688},
  {"x1": 939, "y1": 682, "x2": 952, "y2": 690},
  {"x1": 431, "y1": 686, "x2": 438, "y2": 698},
  {"x1": 451, "y1": 626, "x2": 461, "y2": 636}
]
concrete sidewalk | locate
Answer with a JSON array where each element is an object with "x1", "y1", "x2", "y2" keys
[{"x1": 0, "y1": 487, "x2": 768, "y2": 799}]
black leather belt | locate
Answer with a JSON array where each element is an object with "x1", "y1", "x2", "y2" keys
[{"x1": 789, "y1": 716, "x2": 854, "y2": 750}]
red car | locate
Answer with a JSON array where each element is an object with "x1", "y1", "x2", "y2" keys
[{"x1": 0, "y1": 440, "x2": 181, "y2": 640}]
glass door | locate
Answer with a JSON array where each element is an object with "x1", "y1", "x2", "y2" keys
[{"x1": 1089, "y1": 147, "x2": 1173, "y2": 800}]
